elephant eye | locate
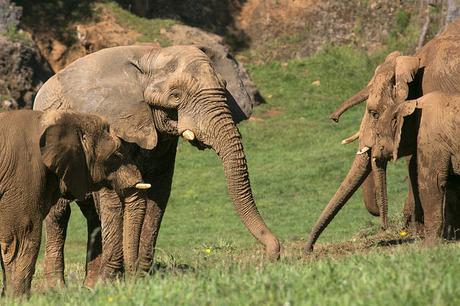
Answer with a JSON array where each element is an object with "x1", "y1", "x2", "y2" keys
[
  {"x1": 369, "y1": 110, "x2": 379, "y2": 119},
  {"x1": 169, "y1": 89, "x2": 182, "y2": 103}
]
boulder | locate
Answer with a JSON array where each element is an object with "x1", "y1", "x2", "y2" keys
[{"x1": 0, "y1": 0, "x2": 52, "y2": 109}]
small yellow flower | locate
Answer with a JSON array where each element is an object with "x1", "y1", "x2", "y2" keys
[
  {"x1": 205, "y1": 248, "x2": 212, "y2": 254},
  {"x1": 399, "y1": 231, "x2": 408, "y2": 237},
  {"x1": 108, "y1": 296, "x2": 113, "y2": 303}
]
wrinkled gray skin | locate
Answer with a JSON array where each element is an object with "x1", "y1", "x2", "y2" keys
[
  {"x1": 0, "y1": 110, "x2": 143, "y2": 297},
  {"x1": 34, "y1": 45, "x2": 281, "y2": 286},
  {"x1": 375, "y1": 92, "x2": 460, "y2": 240},
  {"x1": 306, "y1": 20, "x2": 460, "y2": 251}
]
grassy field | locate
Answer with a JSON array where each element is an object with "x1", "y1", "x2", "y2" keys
[{"x1": 6, "y1": 45, "x2": 460, "y2": 305}]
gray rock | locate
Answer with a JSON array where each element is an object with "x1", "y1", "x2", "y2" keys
[{"x1": 0, "y1": 35, "x2": 52, "y2": 108}]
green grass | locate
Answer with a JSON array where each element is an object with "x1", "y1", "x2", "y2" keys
[
  {"x1": 13, "y1": 244, "x2": 460, "y2": 306},
  {"x1": 7, "y1": 45, "x2": 460, "y2": 304}
]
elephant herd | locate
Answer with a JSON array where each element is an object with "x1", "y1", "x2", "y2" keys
[{"x1": 2, "y1": 19, "x2": 460, "y2": 297}]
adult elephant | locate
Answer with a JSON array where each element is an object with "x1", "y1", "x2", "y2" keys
[
  {"x1": 306, "y1": 19, "x2": 460, "y2": 251},
  {"x1": 34, "y1": 44, "x2": 280, "y2": 286}
]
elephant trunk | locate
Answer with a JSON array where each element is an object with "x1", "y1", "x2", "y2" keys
[
  {"x1": 372, "y1": 158, "x2": 389, "y2": 230},
  {"x1": 122, "y1": 189, "x2": 147, "y2": 274},
  {"x1": 305, "y1": 151, "x2": 371, "y2": 252},
  {"x1": 207, "y1": 112, "x2": 281, "y2": 260},
  {"x1": 330, "y1": 86, "x2": 369, "y2": 122}
]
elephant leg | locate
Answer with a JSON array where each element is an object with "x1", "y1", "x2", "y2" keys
[
  {"x1": 43, "y1": 198, "x2": 71, "y2": 288},
  {"x1": 97, "y1": 187, "x2": 124, "y2": 281},
  {"x1": 417, "y1": 152, "x2": 449, "y2": 242},
  {"x1": 403, "y1": 155, "x2": 424, "y2": 234},
  {"x1": 76, "y1": 195, "x2": 102, "y2": 288},
  {"x1": 138, "y1": 141, "x2": 177, "y2": 273},
  {"x1": 1, "y1": 230, "x2": 41, "y2": 297}
]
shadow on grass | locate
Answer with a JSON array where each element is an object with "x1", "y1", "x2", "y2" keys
[
  {"x1": 150, "y1": 262, "x2": 196, "y2": 276},
  {"x1": 374, "y1": 237, "x2": 417, "y2": 247}
]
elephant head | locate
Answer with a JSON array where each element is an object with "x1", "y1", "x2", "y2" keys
[
  {"x1": 39, "y1": 110, "x2": 147, "y2": 201},
  {"x1": 306, "y1": 51, "x2": 423, "y2": 251},
  {"x1": 35, "y1": 45, "x2": 279, "y2": 259},
  {"x1": 133, "y1": 45, "x2": 280, "y2": 259},
  {"x1": 373, "y1": 100, "x2": 419, "y2": 163}
]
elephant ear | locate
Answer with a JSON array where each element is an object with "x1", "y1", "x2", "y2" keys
[
  {"x1": 394, "y1": 56, "x2": 420, "y2": 103},
  {"x1": 39, "y1": 112, "x2": 91, "y2": 201},
  {"x1": 198, "y1": 45, "x2": 253, "y2": 123},
  {"x1": 107, "y1": 101, "x2": 158, "y2": 150},
  {"x1": 393, "y1": 100, "x2": 417, "y2": 160},
  {"x1": 37, "y1": 46, "x2": 159, "y2": 150}
]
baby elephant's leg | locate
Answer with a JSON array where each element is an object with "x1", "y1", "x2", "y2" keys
[
  {"x1": 418, "y1": 151, "x2": 449, "y2": 242},
  {"x1": 43, "y1": 198, "x2": 71, "y2": 288}
]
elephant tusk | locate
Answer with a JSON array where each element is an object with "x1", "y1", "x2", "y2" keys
[
  {"x1": 356, "y1": 146, "x2": 370, "y2": 155},
  {"x1": 135, "y1": 183, "x2": 151, "y2": 190},
  {"x1": 182, "y1": 130, "x2": 195, "y2": 141},
  {"x1": 341, "y1": 131, "x2": 360, "y2": 145}
]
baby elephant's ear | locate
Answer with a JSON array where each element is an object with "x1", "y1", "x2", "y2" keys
[
  {"x1": 40, "y1": 112, "x2": 90, "y2": 200},
  {"x1": 393, "y1": 100, "x2": 417, "y2": 160}
]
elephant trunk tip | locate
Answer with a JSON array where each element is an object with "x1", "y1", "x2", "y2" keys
[
  {"x1": 329, "y1": 114, "x2": 340, "y2": 123},
  {"x1": 304, "y1": 236, "x2": 315, "y2": 254},
  {"x1": 304, "y1": 245, "x2": 314, "y2": 254},
  {"x1": 265, "y1": 237, "x2": 281, "y2": 261}
]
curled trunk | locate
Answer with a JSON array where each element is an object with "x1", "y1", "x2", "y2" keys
[
  {"x1": 330, "y1": 87, "x2": 369, "y2": 122},
  {"x1": 209, "y1": 113, "x2": 280, "y2": 260},
  {"x1": 305, "y1": 152, "x2": 371, "y2": 252}
]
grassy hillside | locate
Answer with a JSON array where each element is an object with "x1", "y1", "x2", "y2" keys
[{"x1": 7, "y1": 43, "x2": 460, "y2": 305}]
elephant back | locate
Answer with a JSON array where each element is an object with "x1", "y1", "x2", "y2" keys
[{"x1": 34, "y1": 45, "x2": 160, "y2": 150}]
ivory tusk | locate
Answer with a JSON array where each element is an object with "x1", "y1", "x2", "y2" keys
[
  {"x1": 356, "y1": 146, "x2": 370, "y2": 155},
  {"x1": 341, "y1": 131, "x2": 360, "y2": 145},
  {"x1": 182, "y1": 130, "x2": 195, "y2": 141},
  {"x1": 135, "y1": 183, "x2": 151, "y2": 190}
]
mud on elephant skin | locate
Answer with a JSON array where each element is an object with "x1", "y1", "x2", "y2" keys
[
  {"x1": 34, "y1": 44, "x2": 281, "y2": 286},
  {"x1": 306, "y1": 19, "x2": 460, "y2": 253},
  {"x1": 0, "y1": 109, "x2": 146, "y2": 297},
  {"x1": 373, "y1": 92, "x2": 460, "y2": 240}
]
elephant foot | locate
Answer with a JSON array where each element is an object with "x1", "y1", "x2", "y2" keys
[
  {"x1": 422, "y1": 236, "x2": 442, "y2": 248},
  {"x1": 422, "y1": 224, "x2": 443, "y2": 247},
  {"x1": 43, "y1": 270, "x2": 66, "y2": 289},
  {"x1": 83, "y1": 256, "x2": 102, "y2": 289},
  {"x1": 97, "y1": 265, "x2": 124, "y2": 285}
]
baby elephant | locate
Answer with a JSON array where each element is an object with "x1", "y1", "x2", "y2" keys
[
  {"x1": 376, "y1": 91, "x2": 460, "y2": 240},
  {"x1": 0, "y1": 110, "x2": 146, "y2": 297}
]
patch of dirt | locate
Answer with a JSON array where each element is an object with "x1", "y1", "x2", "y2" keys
[
  {"x1": 32, "y1": 5, "x2": 142, "y2": 72},
  {"x1": 249, "y1": 106, "x2": 282, "y2": 122},
  {"x1": 296, "y1": 231, "x2": 419, "y2": 261}
]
